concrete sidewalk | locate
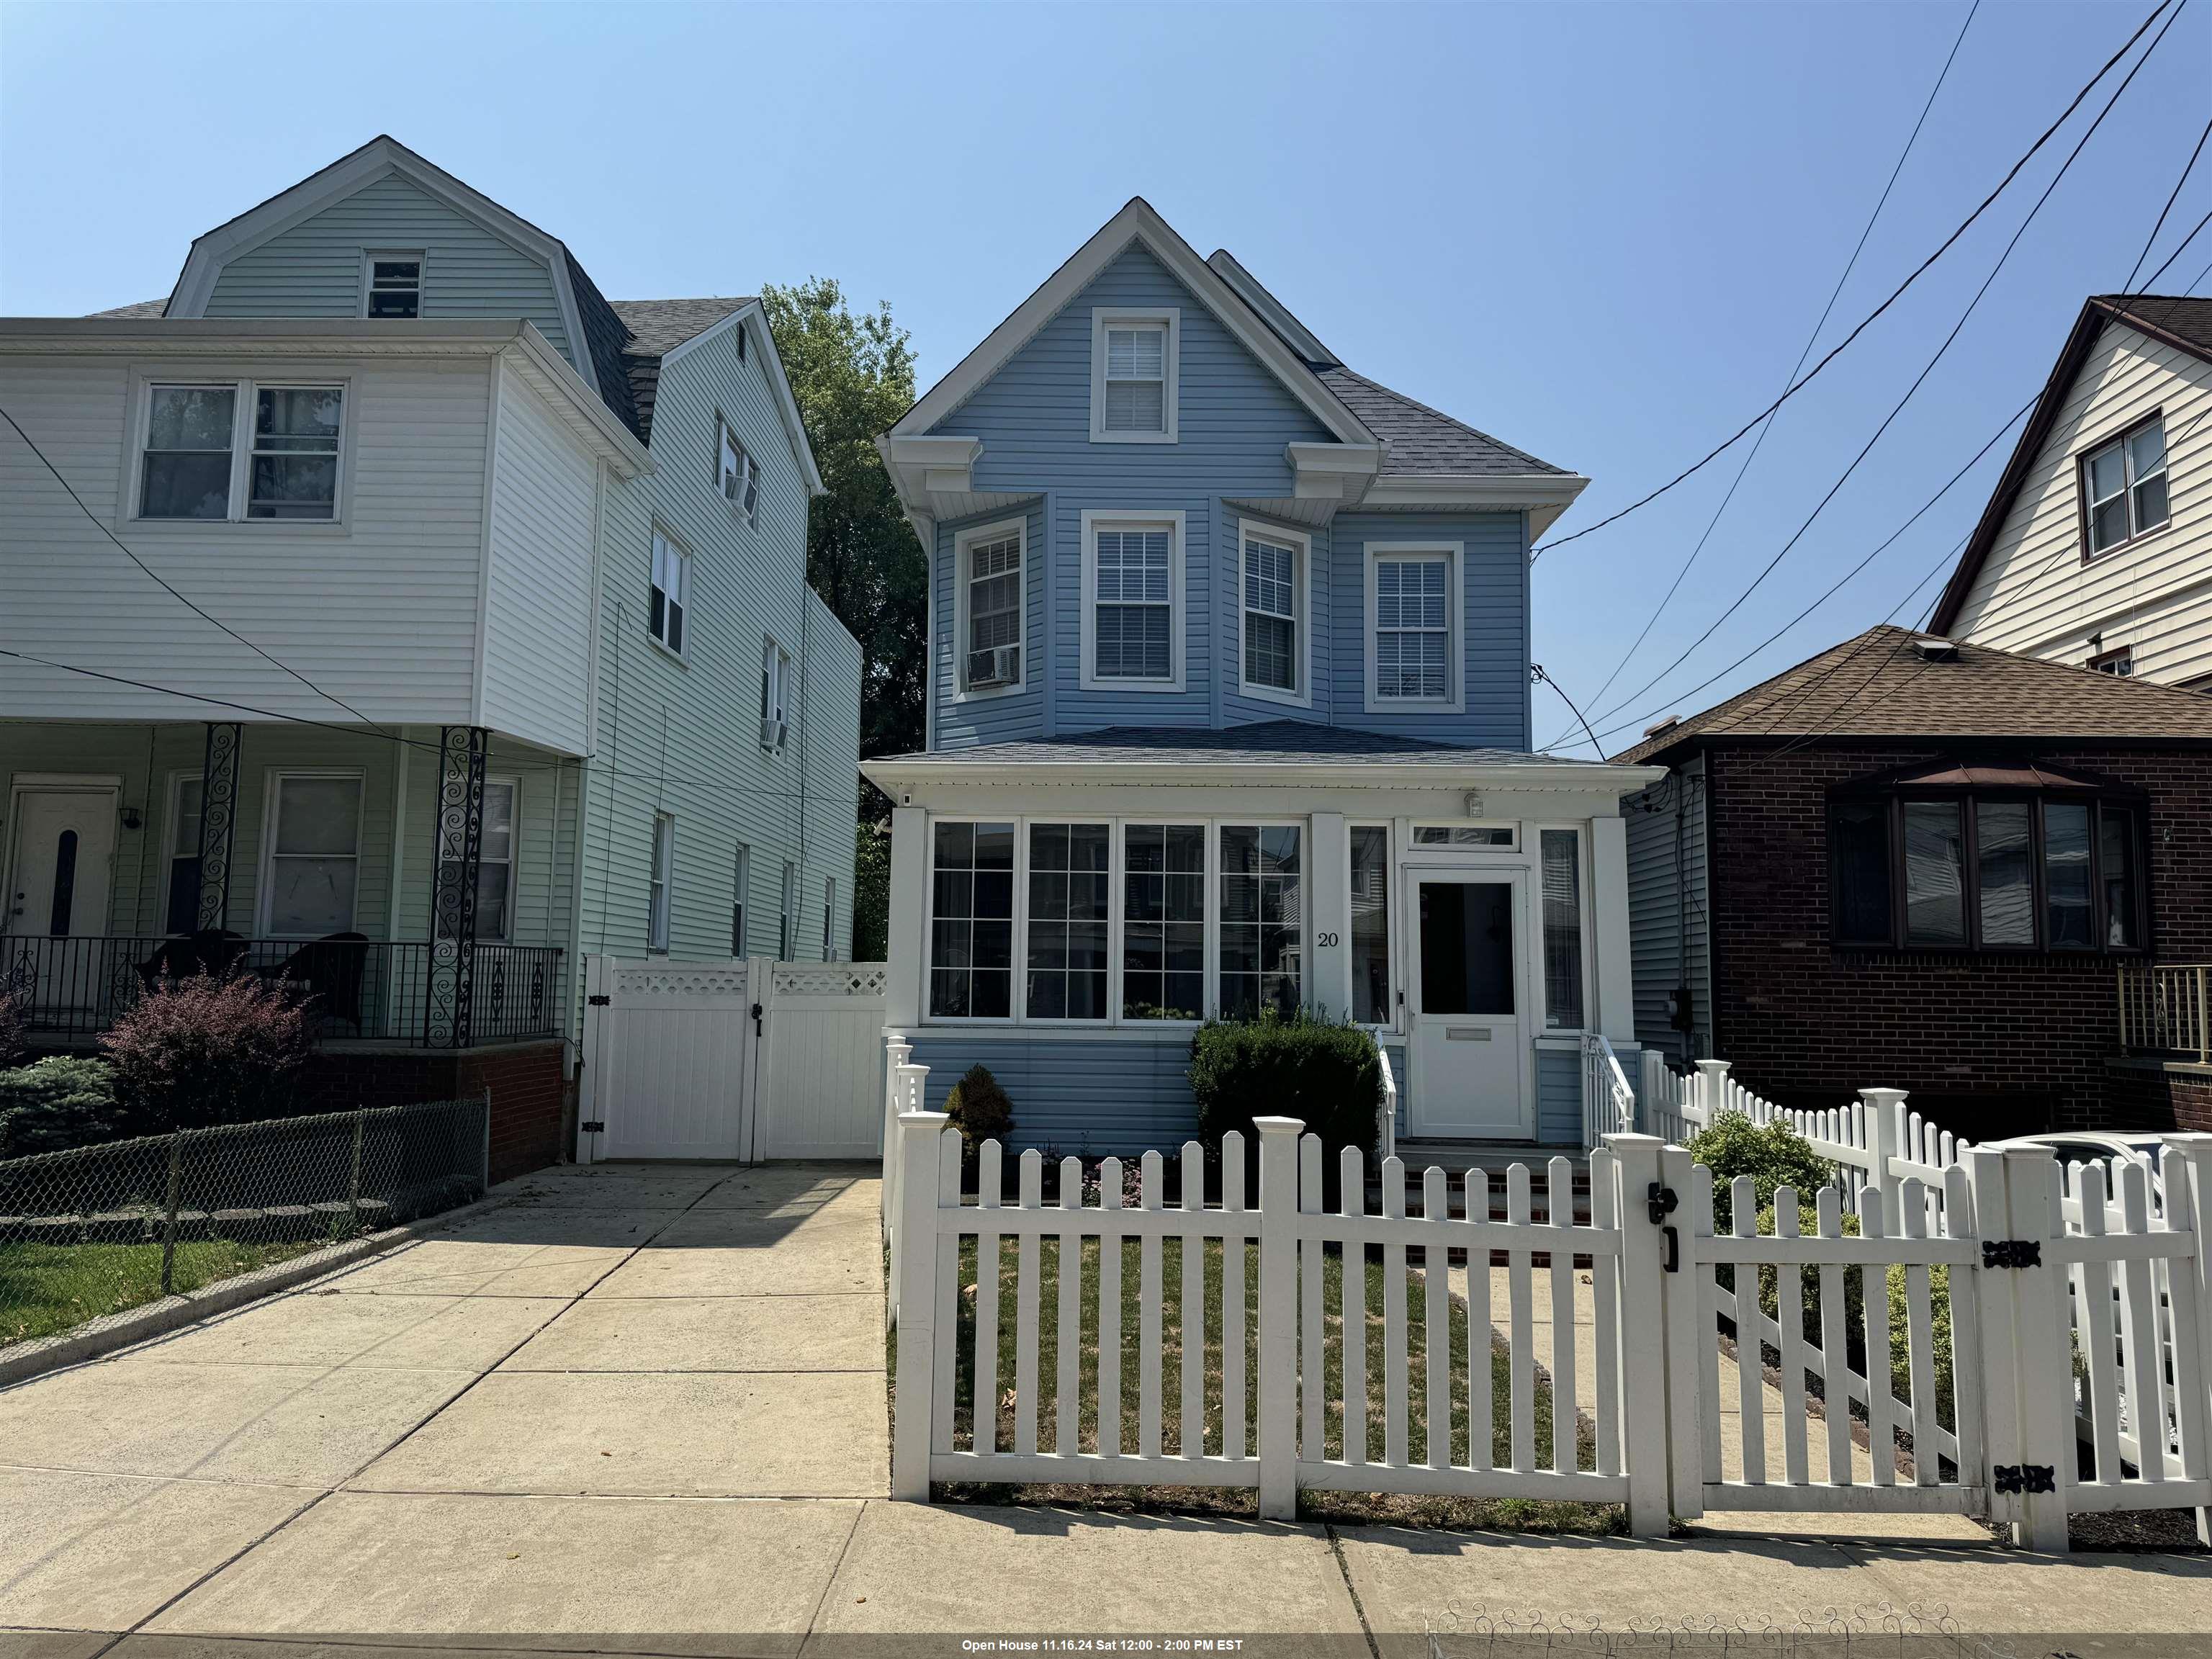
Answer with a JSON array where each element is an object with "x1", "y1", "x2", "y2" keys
[{"x1": 2, "y1": 1163, "x2": 2205, "y2": 1655}]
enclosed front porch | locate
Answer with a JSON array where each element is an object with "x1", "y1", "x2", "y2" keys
[{"x1": 3, "y1": 719, "x2": 574, "y2": 1050}]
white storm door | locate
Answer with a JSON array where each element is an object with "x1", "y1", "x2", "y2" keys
[{"x1": 1406, "y1": 871, "x2": 1531, "y2": 1139}]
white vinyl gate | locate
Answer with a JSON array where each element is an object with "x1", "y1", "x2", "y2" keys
[{"x1": 577, "y1": 956, "x2": 886, "y2": 1164}]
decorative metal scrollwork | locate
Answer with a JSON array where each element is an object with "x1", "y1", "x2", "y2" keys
[
  {"x1": 424, "y1": 725, "x2": 487, "y2": 1048},
  {"x1": 195, "y1": 722, "x2": 243, "y2": 932}
]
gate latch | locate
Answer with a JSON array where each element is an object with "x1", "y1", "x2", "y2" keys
[
  {"x1": 751, "y1": 1001, "x2": 765, "y2": 1038},
  {"x1": 1647, "y1": 1182, "x2": 1681, "y2": 1273},
  {"x1": 587, "y1": 994, "x2": 611, "y2": 1007},
  {"x1": 1993, "y1": 1463, "x2": 2056, "y2": 1496},
  {"x1": 580, "y1": 1120, "x2": 605, "y2": 1135},
  {"x1": 1982, "y1": 1239, "x2": 2043, "y2": 1270}
]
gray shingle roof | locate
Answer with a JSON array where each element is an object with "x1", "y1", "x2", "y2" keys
[
  {"x1": 1614, "y1": 625, "x2": 2212, "y2": 765},
  {"x1": 88, "y1": 299, "x2": 168, "y2": 318},
  {"x1": 2096, "y1": 292, "x2": 2212, "y2": 356},
  {"x1": 607, "y1": 298, "x2": 752, "y2": 444},
  {"x1": 564, "y1": 253, "x2": 642, "y2": 441},
  {"x1": 879, "y1": 719, "x2": 1619, "y2": 770},
  {"x1": 1316, "y1": 365, "x2": 1570, "y2": 478}
]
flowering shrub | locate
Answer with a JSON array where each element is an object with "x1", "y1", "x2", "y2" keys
[{"x1": 100, "y1": 973, "x2": 312, "y2": 1133}]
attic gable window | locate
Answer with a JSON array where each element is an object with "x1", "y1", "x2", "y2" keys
[
  {"x1": 363, "y1": 253, "x2": 422, "y2": 320},
  {"x1": 1090, "y1": 309, "x2": 1179, "y2": 443},
  {"x1": 2081, "y1": 414, "x2": 2168, "y2": 557},
  {"x1": 717, "y1": 416, "x2": 758, "y2": 524}
]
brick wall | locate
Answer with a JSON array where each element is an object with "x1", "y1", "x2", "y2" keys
[
  {"x1": 1701, "y1": 744, "x2": 2212, "y2": 1140},
  {"x1": 300, "y1": 1039, "x2": 568, "y2": 1184}
]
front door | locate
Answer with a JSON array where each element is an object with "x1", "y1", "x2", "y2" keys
[
  {"x1": 3, "y1": 783, "x2": 120, "y2": 1012},
  {"x1": 1406, "y1": 871, "x2": 1531, "y2": 1139}
]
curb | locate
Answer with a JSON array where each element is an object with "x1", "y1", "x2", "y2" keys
[{"x1": 0, "y1": 1178, "x2": 533, "y2": 1389}]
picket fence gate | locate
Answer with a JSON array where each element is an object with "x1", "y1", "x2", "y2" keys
[{"x1": 888, "y1": 1103, "x2": 2212, "y2": 1550}]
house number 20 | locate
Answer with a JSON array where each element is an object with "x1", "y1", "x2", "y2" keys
[{"x1": 1315, "y1": 932, "x2": 1340, "y2": 948}]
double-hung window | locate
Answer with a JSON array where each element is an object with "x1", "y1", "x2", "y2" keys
[
  {"x1": 1090, "y1": 310, "x2": 1177, "y2": 441},
  {"x1": 1083, "y1": 513, "x2": 1182, "y2": 689},
  {"x1": 362, "y1": 253, "x2": 422, "y2": 318},
  {"x1": 930, "y1": 823, "x2": 1015, "y2": 1018},
  {"x1": 1218, "y1": 825, "x2": 1302, "y2": 1019},
  {"x1": 958, "y1": 519, "x2": 1024, "y2": 692},
  {"x1": 140, "y1": 382, "x2": 344, "y2": 522},
  {"x1": 473, "y1": 780, "x2": 518, "y2": 943},
  {"x1": 649, "y1": 529, "x2": 690, "y2": 654},
  {"x1": 717, "y1": 416, "x2": 758, "y2": 524},
  {"x1": 647, "y1": 814, "x2": 674, "y2": 953},
  {"x1": 781, "y1": 860, "x2": 798, "y2": 960},
  {"x1": 2081, "y1": 415, "x2": 2168, "y2": 557},
  {"x1": 822, "y1": 876, "x2": 837, "y2": 959},
  {"x1": 1367, "y1": 544, "x2": 1460, "y2": 710},
  {"x1": 1240, "y1": 524, "x2": 1306, "y2": 703},
  {"x1": 731, "y1": 844, "x2": 751, "y2": 957},
  {"x1": 165, "y1": 775, "x2": 206, "y2": 935},
  {"x1": 760, "y1": 638, "x2": 792, "y2": 750},
  {"x1": 263, "y1": 773, "x2": 364, "y2": 938}
]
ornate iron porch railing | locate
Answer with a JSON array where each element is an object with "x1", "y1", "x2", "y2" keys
[
  {"x1": 0, "y1": 936, "x2": 563, "y2": 1048},
  {"x1": 2117, "y1": 963, "x2": 2211, "y2": 1064}
]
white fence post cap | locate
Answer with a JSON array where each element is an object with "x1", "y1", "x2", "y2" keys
[
  {"x1": 1694, "y1": 1059, "x2": 1731, "y2": 1078},
  {"x1": 898, "y1": 1110, "x2": 950, "y2": 1129},
  {"x1": 1603, "y1": 1131, "x2": 1663, "y2": 1152},
  {"x1": 1251, "y1": 1116, "x2": 1305, "y2": 1137},
  {"x1": 1858, "y1": 1087, "x2": 1909, "y2": 1107}
]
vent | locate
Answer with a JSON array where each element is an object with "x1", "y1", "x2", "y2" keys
[
  {"x1": 1912, "y1": 636, "x2": 1959, "y2": 662},
  {"x1": 1643, "y1": 715, "x2": 1680, "y2": 738}
]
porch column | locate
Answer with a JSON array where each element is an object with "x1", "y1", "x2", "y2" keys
[
  {"x1": 1308, "y1": 811, "x2": 1351, "y2": 1020},
  {"x1": 884, "y1": 805, "x2": 927, "y2": 1030},
  {"x1": 425, "y1": 724, "x2": 488, "y2": 1048},
  {"x1": 1589, "y1": 814, "x2": 1637, "y2": 1044},
  {"x1": 194, "y1": 722, "x2": 243, "y2": 931}
]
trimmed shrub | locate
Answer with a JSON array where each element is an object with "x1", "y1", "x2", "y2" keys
[
  {"x1": 1686, "y1": 1110, "x2": 1834, "y2": 1231},
  {"x1": 1190, "y1": 1010, "x2": 1381, "y2": 1205},
  {"x1": 100, "y1": 972, "x2": 311, "y2": 1134},
  {"x1": 0, "y1": 989, "x2": 23, "y2": 1068},
  {"x1": 943, "y1": 1064, "x2": 1015, "y2": 1164},
  {"x1": 0, "y1": 1056, "x2": 126, "y2": 1157}
]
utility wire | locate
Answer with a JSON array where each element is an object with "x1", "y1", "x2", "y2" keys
[
  {"x1": 1575, "y1": 0, "x2": 1980, "y2": 721},
  {"x1": 2121, "y1": 107, "x2": 2212, "y2": 291},
  {"x1": 1531, "y1": 0, "x2": 2177, "y2": 561},
  {"x1": 0, "y1": 401, "x2": 390, "y2": 734},
  {"x1": 1555, "y1": 0, "x2": 2185, "y2": 752},
  {"x1": 1530, "y1": 665, "x2": 1602, "y2": 757}
]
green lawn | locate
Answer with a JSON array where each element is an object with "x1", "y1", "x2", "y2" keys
[
  {"x1": 913, "y1": 1233, "x2": 1619, "y2": 1533},
  {"x1": 0, "y1": 1237, "x2": 330, "y2": 1347}
]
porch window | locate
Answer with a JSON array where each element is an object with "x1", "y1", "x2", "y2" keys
[
  {"x1": 1024, "y1": 823, "x2": 1108, "y2": 1021},
  {"x1": 1350, "y1": 824, "x2": 1392, "y2": 1025},
  {"x1": 1218, "y1": 825, "x2": 1301, "y2": 1020},
  {"x1": 1241, "y1": 526, "x2": 1304, "y2": 699},
  {"x1": 732, "y1": 843, "x2": 750, "y2": 956},
  {"x1": 1367, "y1": 546, "x2": 1458, "y2": 708},
  {"x1": 140, "y1": 386, "x2": 237, "y2": 519},
  {"x1": 650, "y1": 529, "x2": 691, "y2": 653},
  {"x1": 1121, "y1": 824, "x2": 1204, "y2": 1020},
  {"x1": 647, "y1": 814, "x2": 673, "y2": 953},
  {"x1": 1539, "y1": 829, "x2": 1585, "y2": 1030},
  {"x1": 717, "y1": 416, "x2": 758, "y2": 524},
  {"x1": 1413, "y1": 825, "x2": 1515, "y2": 849},
  {"x1": 930, "y1": 822, "x2": 1014, "y2": 1019},
  {"x1": 2081, "y1": 415, "x2": 2167, "y2": 557},
  {"x1": 1827, "y1": 773, "x2": 2146, "y2": 953},
  {"x1": 960, "y1": 521, "x2": 1024, "y2": 691},
  {"x1": 165, "y1": 775, "x2": 204, "y2": 935},
  {"x1": 473, "y1": 779, "x2": 517, "y2": 943},
  {"x1": 265, "y1": 773, "x2": 363, "y2": 938}
]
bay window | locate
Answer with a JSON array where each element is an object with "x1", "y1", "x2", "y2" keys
[
  {"x1": 1240, "y1": 523, "x2": 1306, "y2": 702},
  {"x1": 1084, "y1": 514, "x2": 1182, "y2": 688},
  {"x1": 1829, "y1": 774, "x2": 2146, "y2": 953},
  {"x1": 959, "y1": 519, "x2": 1025, "y2": 692}
]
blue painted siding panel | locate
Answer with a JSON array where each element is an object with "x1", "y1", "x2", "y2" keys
[
  {"x1": 907, "y1": 1036, "x2": 1198, "y2": 1156},
  {"x1": 1536, "y1": 1045, "x2": 1582, "y2": 1145},
  {"x1": 1326, "y1": 511, "x2": 1531, "y2": 750}
]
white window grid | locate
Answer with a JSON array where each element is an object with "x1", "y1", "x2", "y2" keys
[
  {"x1": 649, "y1": 527, "x2": 690, "y2": 653},
  {"x1": 136, "y1": 379, "x2": 347, "y2": 524}
]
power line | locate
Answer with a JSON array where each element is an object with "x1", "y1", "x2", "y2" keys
[
  {"x1": 1555, "y1": 0, "x2": 2185, "y2": 750},
  {"x1": 0, "y1": 400, "x2": 389, "y2": 735},
  {"x1": 1531, "y1": 0, "x2": 2178, "y2": 562},
  {"x1": 1575, "y1": 0, "x2": 1980, "y2": 724},
  {"x1": 2121, "y1": 107, "x2": 2212, "y2": 291},
  {"x1": 1530, "y1": 665, "x2": 1601, "y2": 756}
]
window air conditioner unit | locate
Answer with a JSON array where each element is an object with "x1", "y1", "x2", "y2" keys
[
  {"x1": 760, "y1": 717, "x2": 788, "y2": 752},
  {"x1": 968, "y1": 645, "x2": 1020, "y2": 688}
]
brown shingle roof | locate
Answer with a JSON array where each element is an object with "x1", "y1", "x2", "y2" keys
[{"x1": 1612, "y1": 624, "x2": 2212, "y2": 765}]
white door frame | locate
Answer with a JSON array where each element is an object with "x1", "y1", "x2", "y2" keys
[
  {"x1": 1402, "y1": 866, "x2": 1536, "y2": 1141},
  {"x1": 3, "y1": 774, "x2": 124, "y2": 940}
]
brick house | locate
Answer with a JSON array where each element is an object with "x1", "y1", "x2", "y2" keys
[{"x1": 1613, "y1": 624, "x2": 2212, "y2": 1141}]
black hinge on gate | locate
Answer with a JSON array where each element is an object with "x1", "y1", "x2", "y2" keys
[
  {"x1": 751, "y1": 1001, "x2": 764, "y2": 1038},
  {"x1": 587, "y1": 994, "x2": 611, "y2": 1007},
  {"x1": 580, "y1": 1121, "x2": 605, "y2": 1135},
  {"x1": 1648, "y1": 1182, "x2": 1681, "y2": 1273},
  {"x1": 1982, "y1": 1238, "x2": 2044, "y2": 1269},
  {"x1": 1993, "y1": 1463, "x2": 2056, "y2": 1496}
]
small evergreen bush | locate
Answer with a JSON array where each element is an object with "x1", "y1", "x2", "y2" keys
[
  {"x1": 1686, "y1": 1110, "x2": 1834, "y2": 1231},
  {"x1": 943, "y1": 1063, "x2": 1015, "y2": 1163},
  {"x1": 1190, "y1": 1010, "x2": 1382, "y2": 1205},
  {"x1": 0, "y1": 1056, "x2": 125, "y2": 1157},
  {"x1": 101, "y1": 973, "x2": 311, "y2": 1134}
]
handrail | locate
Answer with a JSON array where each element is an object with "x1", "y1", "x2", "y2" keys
[
  {"x1": 1581, "y1": 1032, "x2": 1637, "y2": 1144},
  {"x1": 2116, "y1": 963, "x2": 2211, "y2": 1064},
  {"x1": 1376, "y1": 1045, "x2": 1398, "y2": 1163}
]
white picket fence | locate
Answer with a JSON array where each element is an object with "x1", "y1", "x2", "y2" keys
[{"x1": 887, "y1": 1101, "x2": 2212, "y2": 1549}]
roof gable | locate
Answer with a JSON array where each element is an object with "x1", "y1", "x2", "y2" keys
[
  {"x1": 611, "y1": 297, "x2": 825, "y2": 495},
  {"x1": 890, "y1": 197, "x2": 1373, "y2": 446},
  {"x1": 1930, "y1": 294, "x2": 2212, "y2": 633}
]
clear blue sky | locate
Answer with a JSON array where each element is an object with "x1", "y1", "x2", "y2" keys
[{"x1": 4, "y1": 1, "x2": 2206, "y2": 754}]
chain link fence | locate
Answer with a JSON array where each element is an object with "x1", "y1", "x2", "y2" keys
[{"x1": 0, "y1": 1095, "x2": 490, "y2": 1354}]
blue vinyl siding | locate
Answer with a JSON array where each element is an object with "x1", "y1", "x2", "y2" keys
[
  {"x1": 932, "y1": 499, "x2": 1048, "y2": 750},
  {"x1": 907, "y1": 1036, "x2": 1199, "y2": 1155},
  {"x1": 1535, "y1": 1043, "x2": 1583, "y2": 1145}
]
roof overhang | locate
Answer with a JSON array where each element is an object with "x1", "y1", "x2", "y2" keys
[
  {"x1": 0, "y1": 317, "x2": 652, "y2": 477},
  {"x1": 161, "y1": 135, "x2": 602, "y2": 403},
  {"x1": 1287, "y1": 441, "x2": 1382, "y2": 505},
  {"x1": 1360, "y1": 472, "x2": 1592, "y2": 537},
  {"x1": 863, "y1": 751, "x2": 1665, "y2": 797},
  {"x1": 660, "y1": 300, "x2": 826, "y2": 495}
]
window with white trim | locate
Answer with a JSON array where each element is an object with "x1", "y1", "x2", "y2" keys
[
  {"x1": 960, "y1": 521, "x2": 1024, "y2": 691},
  {"x1": 1349, "y1": 824, "x2": 1392, "y2": 1025},
  {"x1": 716, "y1": 415, "x2": 758, "y2": 524},
  {"x1": 647, "y1": 814, "x2": 674, "y2": 953},
  {"x1": 780, "y1": 859, "x2": 798, "y2": 959},
  {"x1": 930, "y1": 823, "x2": 1014, "y2": 1017},
  {"x1": 1539, "y1": 829, "x2": 1586, "y2": 1030},
  {"x1": 165, "y1": 774, "x2": 204, "y2": 935},
  {"x1": 1121, "y1": 823, "x2": 1205, "y2": 1020},
  {"x1": 649, "y1": 528, "x2": 690, "y2": 652},
  {"x1": 1023, "y1": 823, "x2": 1109, "y2": 1020},
  {"x1": 1088, "y1": 521, "x2": 1177, "y2": 683},
  {"x1": 472, "y1": 779, "x2": 518, "y2": 943},
  {"x1": 264, "y1": 773, "x2": 364, "y2": 938},
  {"x1": 1372, "y1": 554, "x2": 1451, "y2": 702},
  {"x1": 2082, "y1": 415, "x2": 2167, "y2": 557},
  {"x1": 363, "y1": 253, "x2": 422, "y2": 319},
  {"x1": 822, "y1": 876, "x2": 837, "y2": 959},
  {"x1": 731, "y1": 843, "x2": 751, "y2": 957},
  {"x1": 1090, "y1": 310, "x2": 1178, "y2": 442},
  {"x1": 1218, "y1": 824, "x2": 1302, "y2": 1019},
  {"x1": 1241, "y1": 527, "x2": 1303, "y2": 698},
  {"x1": 760, "y1": 638, "x2": 792, "y2": 749},
  {"x1": 140, "y1": 382, "x2": 344, "y2": 522}
]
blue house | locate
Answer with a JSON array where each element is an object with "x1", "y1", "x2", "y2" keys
[{"x1": 864, "y1": 200, "x2": 1660, "y2": 1153}]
